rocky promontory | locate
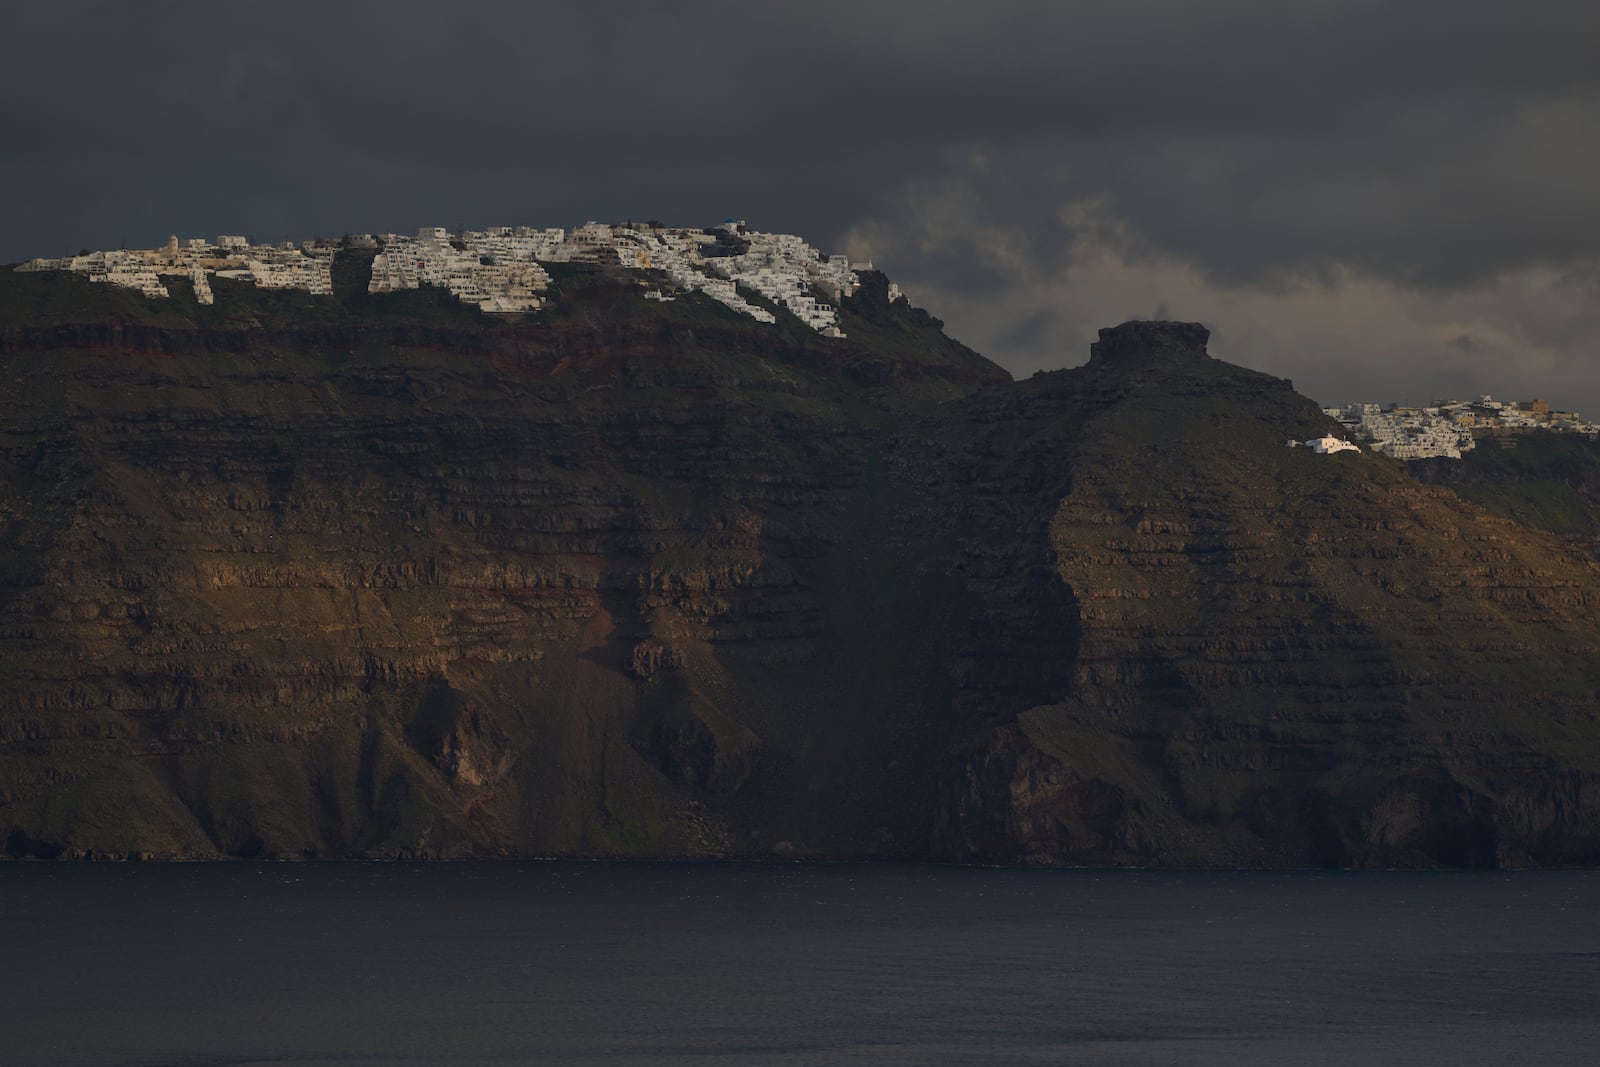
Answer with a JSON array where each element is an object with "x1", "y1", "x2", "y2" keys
[{"x1": 2, "y1": 260, "x2": 1598, "y2": 867}]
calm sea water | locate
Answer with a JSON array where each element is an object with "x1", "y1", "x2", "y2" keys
[{"x1": 0, "y1": 862, "x2": 1595, "y2": 1066}]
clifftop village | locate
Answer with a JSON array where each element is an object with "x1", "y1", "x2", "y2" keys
[
  {"x1": 1313, "y1": 398, "x2": 1600, "y2": 460},
  {"x1": 14, "y1": 226, "x2": 1597, "y2": 461},
  {"x1": 13, "y1": 221, "x2": 898, "y2": 340}
]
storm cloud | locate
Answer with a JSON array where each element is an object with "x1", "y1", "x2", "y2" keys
[{"x1": 4, "y1": 1, "x2": 1598, "y2": 408}]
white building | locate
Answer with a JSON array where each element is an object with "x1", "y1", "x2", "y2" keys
[
  {"x1": 11, "y1": 220, "x2": 864, "y2": 336},
  {"x1": 1300, "y1": 436, "x2": 1361, "y2": 454}
]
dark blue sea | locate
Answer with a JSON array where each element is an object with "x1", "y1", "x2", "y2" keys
[{"x1": 1, "y1": 862, "x2": 1595, "y2": 1066}]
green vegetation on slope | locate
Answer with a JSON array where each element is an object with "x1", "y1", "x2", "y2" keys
[{"x1": 1410, "y1": 434, "x2": 1600, "y2": 545}]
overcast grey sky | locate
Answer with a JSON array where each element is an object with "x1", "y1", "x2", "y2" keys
[{"x1": 4, "y1": 1, "x2": 1598, "y2": 410}]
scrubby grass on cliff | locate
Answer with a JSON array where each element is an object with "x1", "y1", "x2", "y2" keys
[
  {"x1": 0, "y1": 268, "x2": 196, "y2": 328},
  {"x1": 0, "y1": 748, "x2": 203, "y2": 857},
  {"x1": 1080, "y1": 434, "x2": 1600, "y2": 701},
  {"x1": 1413, "y1": 435, "x2": 1600, "y2": 539},
  {"x1": 0, "y1": 252, "x2": 510, "y2": 334}
]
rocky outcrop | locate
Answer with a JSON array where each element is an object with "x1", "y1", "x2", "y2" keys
[
  {"x1": 1087, "y1": 319, "x2": 1211, "y2": 363},
  {"x1": 927, "y1": 323, "x2": 1600, "y2": 868}
]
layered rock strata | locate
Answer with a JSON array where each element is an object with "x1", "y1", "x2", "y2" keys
[
  {"x1": 926, "y1": 330, "x2": 1600, "y2": 867},
  {"x1": 2, "y1": 267, "x2": 1598, "y2": 867}
]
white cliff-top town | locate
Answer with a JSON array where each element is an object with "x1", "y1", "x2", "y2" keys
[
  {"x1": 15, "y1": 231, "x2": 1598, "y2": 454},
  {"x1": 16, "y1": 233, "x2": 334, "y2": 305},
  {"x1": 14, "y1": 220, "x2": 893, "y2": 339},
  {"x1": 1319, "y1": 398, "x2": 1600, "y2": 460}
]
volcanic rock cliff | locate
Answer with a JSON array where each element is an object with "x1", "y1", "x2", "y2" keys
[
  {"x1": 2, "y1": 261, "x2": 1598, "y2": 867},
  {"x1": 925, "y1": 326, "x2": 1600, "y2": 867}
]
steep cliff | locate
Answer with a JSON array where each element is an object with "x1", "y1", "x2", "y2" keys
[
  {"x1": 0, "y1": 258, "x2": 998, "y2": 860},
  {"x1": 926, "y1": 325, "x2": 1600, "y2": 868},
  {"x1": 2, "y1": 265, "x2": 1598, "y2": 867}
]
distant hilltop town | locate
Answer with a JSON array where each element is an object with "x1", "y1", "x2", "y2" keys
[
  {"x1": 13, "y1": 220, "x2": 895, "y2": 339},
  {"x1": 1323, "y1": 397, "x2": 1600, "y2": 460}
]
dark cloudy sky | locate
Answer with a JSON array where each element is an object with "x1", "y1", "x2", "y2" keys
[{"x1": 5, "y1": 1, "x2": 1598, "y2": 411}]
